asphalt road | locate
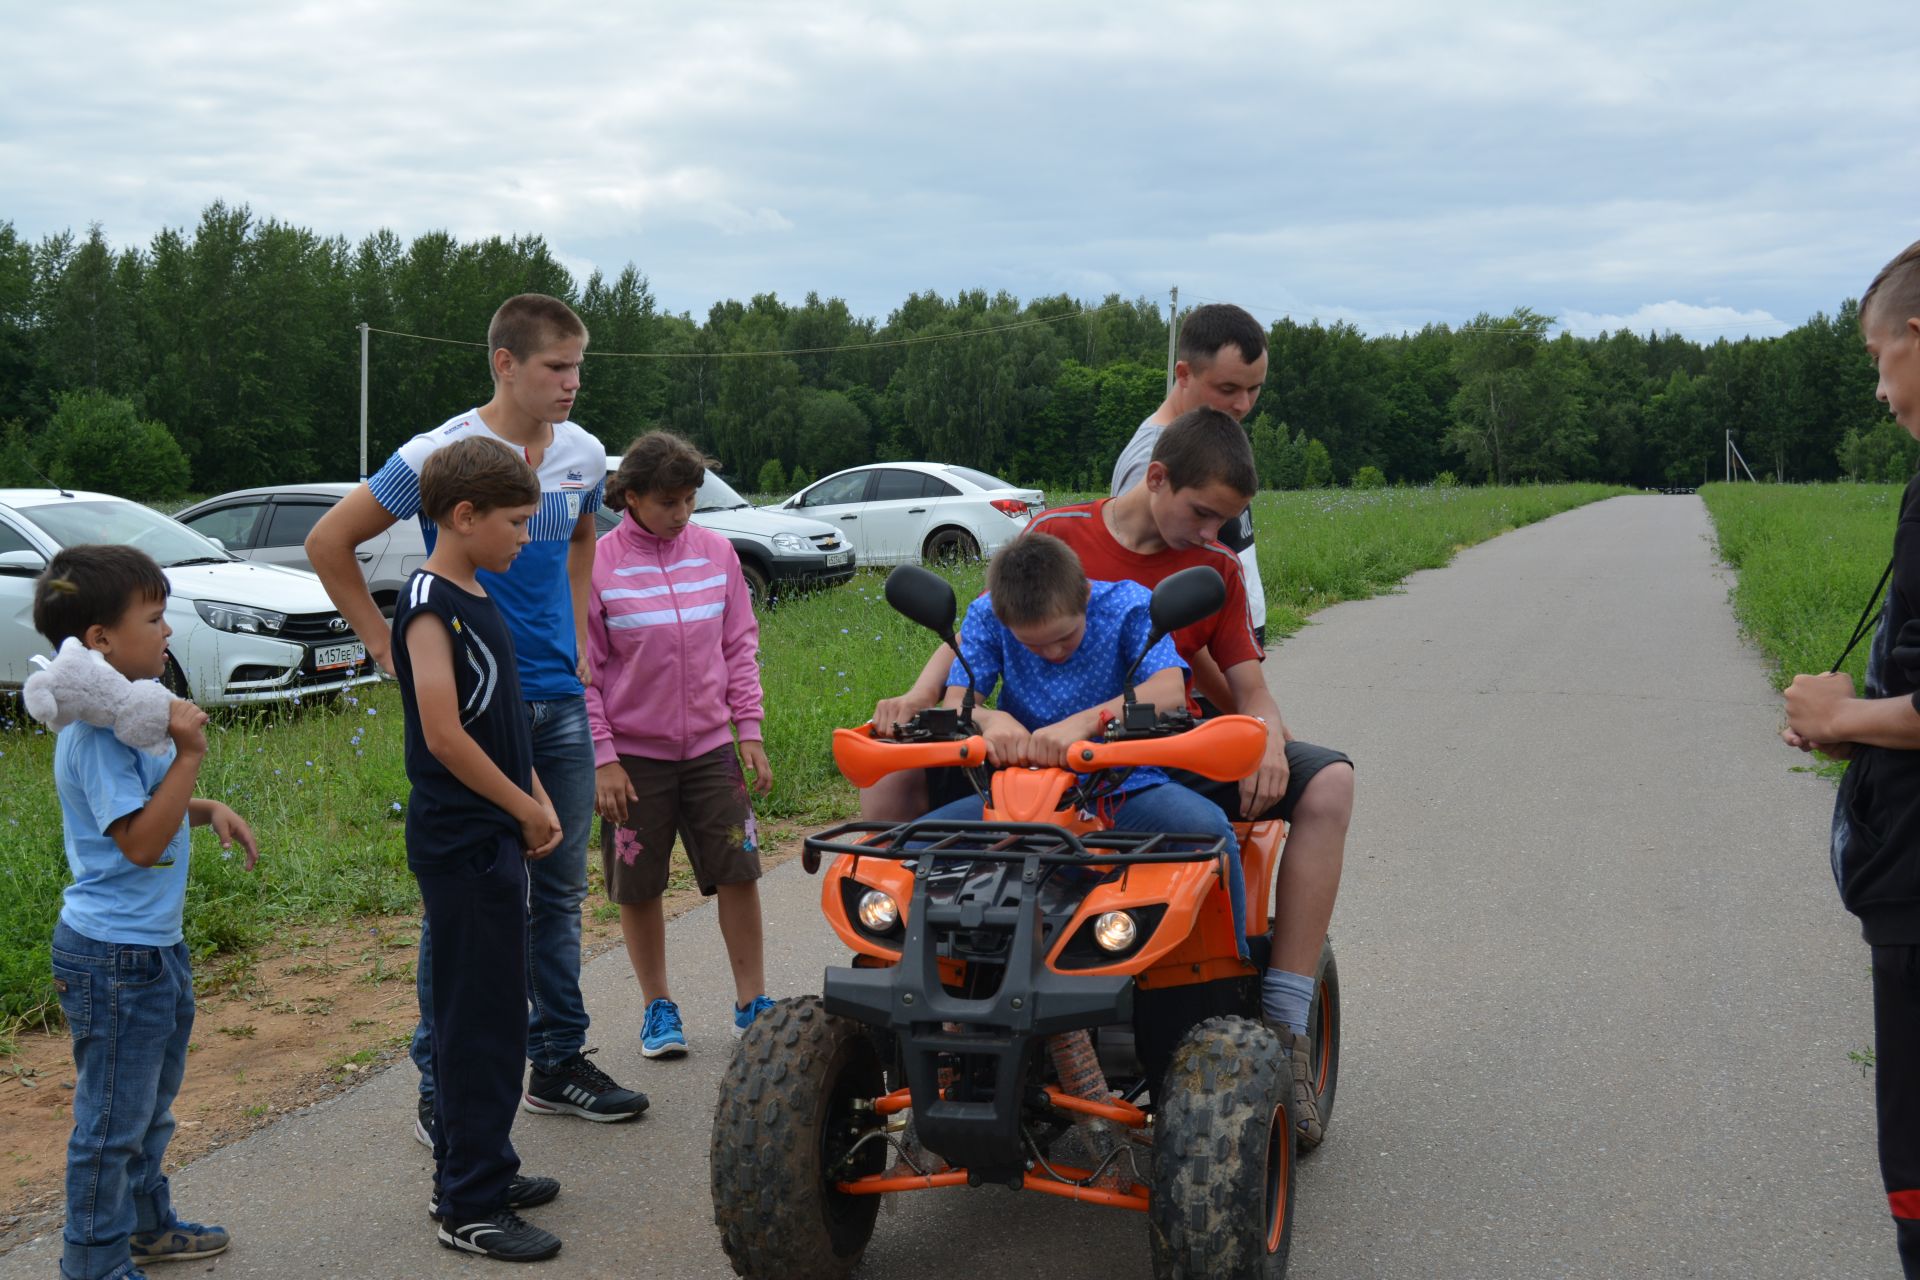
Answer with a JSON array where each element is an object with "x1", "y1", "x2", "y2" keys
[{"x1": 1, "y1": 494, "x2": 1893, "y2": 1279}]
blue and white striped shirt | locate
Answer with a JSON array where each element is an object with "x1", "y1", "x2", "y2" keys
[{"x1": 368, "y1": 410, "x2": 603, "y2": 700}]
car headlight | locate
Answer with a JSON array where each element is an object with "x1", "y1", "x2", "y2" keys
[
  {"x1": 1092, "y1": 911, "x2": 1137, "y2": 952},
  {"x1": 771, "y1": 532, "x2": 809, "y2": 554},
  {"x1": 193, "y1": 600, "x2": 287, "y2": 636},
  {"x1": 857, "y1": 889, "x2": 900, "y2": 932}
]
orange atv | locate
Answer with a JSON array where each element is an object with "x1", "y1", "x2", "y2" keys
[{"x1": 711, "y1": 566, "x2": 1340, "y2": 1280}]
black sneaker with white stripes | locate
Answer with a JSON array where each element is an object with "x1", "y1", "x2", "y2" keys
[
  {"x1": 521, "y1": 1049, "x2": 649, "y2": 1122},
  {"x1": 430, "y1": 1174, "x2": 560, "y2": 1220},
  {"x1": 437, "y1": 1209, "x2": 561, "y2": 1262},
  {"x1": 415, "y1": 1095, "x2": 437, "y2": 1149}
]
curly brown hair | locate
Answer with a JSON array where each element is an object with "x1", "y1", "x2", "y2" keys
[{"x1": 610, "y1": 432, "x2": 713, "y2": 506}]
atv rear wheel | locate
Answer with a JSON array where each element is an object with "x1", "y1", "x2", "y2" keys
[
  {"x1": 1148, "y1": 1015, "x2": 1295, "y2": 1279},
  {"x1": 1301, "y1": 938, "x2": 1340, "y2": 1153},
  {"x1": 711, "y1": 996, "x2": 887, "y2": 1280}
]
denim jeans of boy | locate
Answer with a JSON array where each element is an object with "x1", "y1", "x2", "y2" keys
[
  {"x1": 920, "y1": 781, "x2": 1249, "y2": 956},
  {"x1": 51, "y1": 920, "x2": 194, "y2": 1280},
  {"x1": 412, "y1": 695, "x2": 594, "y2": 1102}
]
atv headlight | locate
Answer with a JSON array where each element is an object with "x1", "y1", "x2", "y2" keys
[
  {"x1": 771, "y1": 532, "x2": 809, "y2": 554},
  {"x1": 194, "y1": 600, "x2": 287, "y2": 636},
  {"x1": 857, "y1": 890, "x2": 900, "y2": 933},
  {"x1": 1092, "y1": 910, "x2": 1138, "y2": 953}
]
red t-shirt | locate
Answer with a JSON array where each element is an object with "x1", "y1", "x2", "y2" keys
[{"x1": 1025, "y1": 500, "x2": 1262, "y2": 673}]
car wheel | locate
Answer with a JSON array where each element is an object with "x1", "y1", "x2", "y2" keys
[
  {"x1": 741, "y1": 562, "x2": 770, "y2": 608},
  {"x1": 923, "y1": 527, "x2": 980, "y2": 565},
  {"x1": 161, "y1": 653, "x2": 191, "y2": 699}
]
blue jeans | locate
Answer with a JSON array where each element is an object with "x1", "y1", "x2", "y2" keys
[
  {"x1": 413, "y1": 695, "x2": 595, "y2": 1098},
  {"x1": 921, "y1": 781, "x2": 1249, "y2": 957},
  {"x1": 51, "y1": 920, "x2": 195, "y2": 1280}
]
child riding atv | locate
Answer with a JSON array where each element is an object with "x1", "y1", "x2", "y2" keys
[{"x1": 710, "y1": 546, "x2": 1340, "y2": 1280}]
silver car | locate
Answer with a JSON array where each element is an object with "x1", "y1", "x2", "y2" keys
[{"x1": 174, "y1": 484, "x2": 424, "y2": 618}]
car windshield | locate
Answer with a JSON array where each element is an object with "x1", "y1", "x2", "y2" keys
[
  {"x1": 20, "y1": 499, "x2": 233, "y2": 567},
  {"x1": 695, "y1": 472, "x2": 751, "y2": 512}
]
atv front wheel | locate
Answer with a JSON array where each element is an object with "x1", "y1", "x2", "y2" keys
[
  {"x1": 711, "y1": 996, "x2": 888, "y2": 1280},
  {"x1": 1148, "y1": 1015, "x2": 1295, "y2": 1279}
]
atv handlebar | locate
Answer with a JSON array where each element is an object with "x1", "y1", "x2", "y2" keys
[{"x1": 833, "y1": 712, "x2": 1268, "y2": 788}]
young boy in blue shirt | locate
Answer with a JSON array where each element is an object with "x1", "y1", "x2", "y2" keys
[
  {"x1": 920, "y1": 533, "x2": 1248, "y2": 945},
  {"x1": 35, "y1": 544, "x2": 258, "y2": 1280},
  {"x1": 390, "y1": 437, "x2": 568, "y2": 1262}
]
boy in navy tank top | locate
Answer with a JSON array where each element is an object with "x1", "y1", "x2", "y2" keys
[{"x1": 390, "y1": 437, "x2": 566, "y2": 1263}]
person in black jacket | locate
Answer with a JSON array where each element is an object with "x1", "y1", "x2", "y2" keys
[{"x1": 1785, "y1": 237, "x2": 1920, "y2": 1279}]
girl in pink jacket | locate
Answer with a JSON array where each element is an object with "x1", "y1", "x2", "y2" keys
[{"x1": 587, "y1": 432, "x2": 774, "y2": 1059}]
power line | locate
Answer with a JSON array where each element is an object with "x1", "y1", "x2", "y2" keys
[{"x1": 363, "y1": 298, "x2": 1136, "y2": 361}]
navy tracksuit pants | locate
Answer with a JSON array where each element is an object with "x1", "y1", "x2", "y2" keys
[
  {"x1": 415, "y1": 832, "x2": 529, "y2": 1222},
  {"x1": 1874, "y1": 944, "x2": 1920, "y2": 1277}
]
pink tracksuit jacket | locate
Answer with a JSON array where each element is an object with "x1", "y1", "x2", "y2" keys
[{"x1": 584, "y1": 514, "x2": 764, "y2": 767}]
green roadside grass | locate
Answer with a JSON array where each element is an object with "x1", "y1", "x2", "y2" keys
[
  {"x1": 0, "y1": 482, "x2": 1627, "y2": 1032},
  {"x1": 1699, "y1": 481, "x2": 1904, "y2": 691}
]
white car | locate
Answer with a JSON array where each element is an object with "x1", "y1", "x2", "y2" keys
[
  {"x1": 766, "y1": 462, "x2": 1045, "y2": 566},
  {"x1": 600, "y1": 458, "x2": 855, "y2": 604},
  {"x1": 174, "y1": 483, "x2": 421, "y2": 617},
  {"x1": 0, "y1": 490, "x2": 381, "y2": 706}
]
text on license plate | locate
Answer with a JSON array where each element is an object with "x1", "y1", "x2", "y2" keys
[
  {"x1": 826, "y1": 551, "x2": 852, "y2": 566},
  {"x1": 314, "y1": 642, "x2": 367, "y2": 671}
]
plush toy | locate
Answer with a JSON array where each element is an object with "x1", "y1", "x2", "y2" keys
[{"x1": 22, "y1": 636, "x2": 177, "y2": 755}]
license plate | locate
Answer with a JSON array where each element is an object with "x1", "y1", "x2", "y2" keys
[
  {"x1": 826, "y1": 551, "x2": 852, "y2": 566},
  {"x1": 314, "y1": 642, "x2": 366, "y2": 671}
]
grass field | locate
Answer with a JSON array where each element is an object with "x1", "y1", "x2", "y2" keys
[
  {"x1": 1699, "y1": 481, "x2": 1905, "y2": 690},
  {"x1": 0, "y1": 482, "x2": 1627, "y2": 1032}
]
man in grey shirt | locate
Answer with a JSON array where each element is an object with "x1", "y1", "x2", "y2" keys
[{"x1": 1111, "y1": 304, "x2": 1269, "y2": 641}]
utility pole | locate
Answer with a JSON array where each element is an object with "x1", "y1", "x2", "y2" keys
[
  {"x1": 1165, "y1": 285, "x2": 1179, "y2": 394},
  {"x1": 359, "y1": 322, "x2": 370, "y2": 480}
]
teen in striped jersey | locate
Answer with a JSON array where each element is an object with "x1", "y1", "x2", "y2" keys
[{"x1": 307, "y1": 294, "x2": 648, "y2": 1147}]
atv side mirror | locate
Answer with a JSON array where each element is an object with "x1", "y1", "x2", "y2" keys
[
  {"x1": 884, "y1": 565, "x2": 957, "y2": 637},
  {"x1": 1121, "y1": 566, "x2": 1227, "y2": 707},
  {"x1": 883, "y1": 564, "x2": 981, "y2": 728},
  {"x1": 1149, "y1": 565, "x2": 1226, "y2": 636}
]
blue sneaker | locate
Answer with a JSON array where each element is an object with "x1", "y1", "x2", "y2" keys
[
  {"x1": 640, "y1": 997, "x2": 687, "y2": 1059},
  {"x1": 131, "y1": 1218, "x2": 230, "y2": 1264},
  {"x1": 732, "y1": 994, "x2": 777, "y2": 1037}
]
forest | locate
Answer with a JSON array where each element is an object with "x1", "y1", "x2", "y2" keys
[{"x1": 1, "y1": 203, "x2": 1912, "y2": 500}]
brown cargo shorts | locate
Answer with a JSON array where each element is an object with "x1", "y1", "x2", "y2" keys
[{"x1": 599, "y1": 745, "x2": 762, "y2": 902}]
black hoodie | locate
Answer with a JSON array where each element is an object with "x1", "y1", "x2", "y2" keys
[{"x1": 1834, "y1": 472, "x2": 1920, "y2": 944}]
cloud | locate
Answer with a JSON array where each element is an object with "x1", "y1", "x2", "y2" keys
[
  {"x1": 3, "y1": 0, "x2": 1918, "y2": 336},
  {"x1": 1555, "y1": 302, "x2": 1789, "y2": 342}
]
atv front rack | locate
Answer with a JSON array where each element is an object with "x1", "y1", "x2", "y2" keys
[
  {"x1": 802, "y1": 817, "x2": 1232, "y2": 875},
  {"x1": 811, "y1": 817, "x2": 1232, "y2": 1183}
]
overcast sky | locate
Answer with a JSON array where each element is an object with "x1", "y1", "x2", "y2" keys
[{"x1": 4, "y1": 2, "x2": 1917, "y2": 342}]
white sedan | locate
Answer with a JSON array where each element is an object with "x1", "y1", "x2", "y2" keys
[
  {"x1": 766, "y1": 462, "x2": 1045, "y2": 566},
  {"x1": 0, "y1": 489, "x2": 382, "y2": 706}
]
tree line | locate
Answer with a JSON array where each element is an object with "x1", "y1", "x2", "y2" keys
[{"x1": 0, "y1": 203, "x2": 1911, "y2": 501}]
